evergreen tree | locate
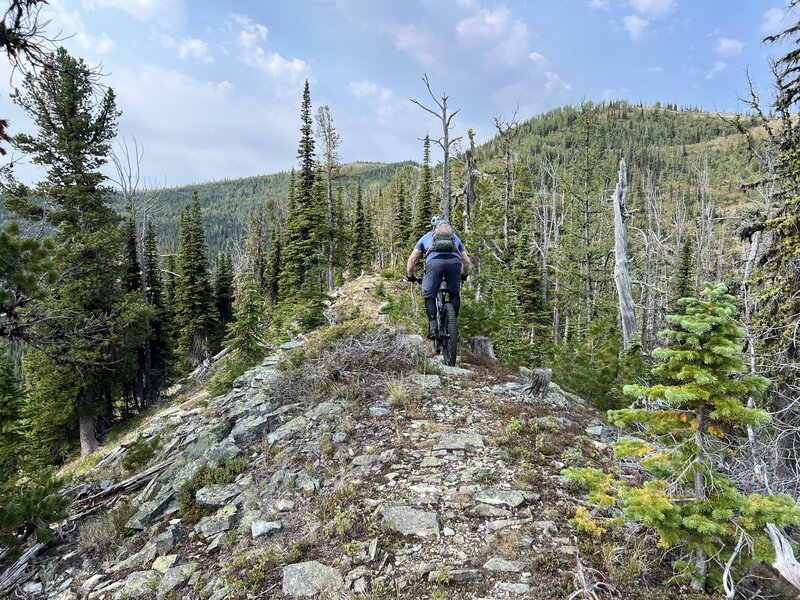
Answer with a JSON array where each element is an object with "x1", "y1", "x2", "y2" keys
[
  {"x1": 265, "y1": 235, "x2": 282, "y2": 308},
  {"x1": 349, "y1": 181, "x2": 372, "y2": 276},
  {"x1": 164, "y1": 252, "x2": 177, "y2": 307},
  {"x1": 214, "y1": 250, "x2": 235, "y2": 331},
  {"x1": 279, "y1": 81, "x2": 323, "y2": 297},
  {"x1": 672, "y1": 236, "x2": 695, "y2": 311},
  {"x1": 225, "y1": 277, "x2": 268, "y2": 364},
  {"x1": 121, "y1": 209, "x2": 140, "y2": 293},
  {"x1": 393, "y1": 177, "x2": 411, "y2": 256},
  {"x1": 174, "y1": 191, "x2": 216, "y2": 367},
  {"x1": 511, "y1": 226, "x2": 548, "y2": 334},
  {"x1": 6, "y1": 48, "x2": 150, "y2": 458},
  {"x1": 411, "y1": 135, "x2": 434, "y2": 241},
  {"x1": 566, "y1": 284, "x2": 800, "y2": 591},
  {"x1": 0, "y1": 353, "x2": 25, "y2": 480},
  {"x1": 142, "y1": 222, "x2": 174, "y2": 400}
]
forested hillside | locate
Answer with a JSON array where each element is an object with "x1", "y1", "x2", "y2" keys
[{"x1": 4, "y1": 0, "x2": 800, "y2": 597}]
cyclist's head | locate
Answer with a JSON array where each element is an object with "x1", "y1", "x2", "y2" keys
[{"x1": 431, "y1": 214, "x2": 449, "y2": 229}]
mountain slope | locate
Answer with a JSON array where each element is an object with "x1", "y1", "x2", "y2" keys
[{"x1": 2, "y1": 275, "x2": 749, "y2": 600}]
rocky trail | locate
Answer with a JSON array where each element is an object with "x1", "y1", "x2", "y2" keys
[{"x1": 3, "y1": 279, "x2": 649, "y2": 600}]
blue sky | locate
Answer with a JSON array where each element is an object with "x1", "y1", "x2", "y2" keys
[{"x1": 0, "y1": 0, "x2": 797, "y2": 186}]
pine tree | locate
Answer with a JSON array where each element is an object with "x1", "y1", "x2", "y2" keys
[
  {"x1": 672, "y1": 236, "x2": 695, "y2": 311},
  {"x1": 265, "y1": 235, "x2": 282, "y2": 307},
  {"x1": 174, "y1": 191, "x2": 216, "y2": 367},
  {"x1": 121, "y1": 209, "x2": 140, "y2": 293},
  {"x1": 349, "y1": 181, "x2": 372, "y2": 276},
  {"x1": 0, "y1": 352, "x2": 25, "y2": 480},
  {"x1": 279, "y1": 81, "x2": 323, "y2": 297},
  {"x1": 6, "y1": 48, "x2": 150, "y2": 458},
  {"x1": 393, "y1": 176, "x2": 411, "y2": 257},
  {"x1": 565, "y1": 284, "x2": 800, "y2": 591},
  {"x1": 411, "y1": 135, "x2": 434, "y2": 242},
  {"x1": 214, "y1": 250, "x2": 235, "y2": 331},
  {"x1": 164, "y1": 252, "x2": 177, "y2": 307},
  {"x1": 225, "y1": 276, "x2": 268, "y2": 364},
  {"x1": 511, "y1": 226, "x2": 548, "y2": 336},
  {"x1": 142, "y1": 222, "x2": 174, "y2": 400}
]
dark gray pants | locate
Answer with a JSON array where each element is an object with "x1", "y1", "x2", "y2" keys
[{"x1": 422, "y1": 256, "x2": 462, "y2": 319}]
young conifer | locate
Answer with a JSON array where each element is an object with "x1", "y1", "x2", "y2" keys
[{"x1": 565, "y1": 284, "x2": 800, "y2": 591}]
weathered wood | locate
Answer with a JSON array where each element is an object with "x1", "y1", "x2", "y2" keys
[
  {"x1": 469, "y1": 336, "x2": 495, "y2": 360},
  {"x1": 767, "y1": 524, "x2": 800, "y2": 592},
  {"x1": 0, "y1": 541, "x2": 46, "y2": 595},
  {"x1": 523, "y1": 368, "x2": 552, "y2": 399},
  {"x1": 611, "y1": 158, "x2": 637, "y2": 349},
  {"x1": 69, "y1": 456, "x2": 176, "y2": 517}
]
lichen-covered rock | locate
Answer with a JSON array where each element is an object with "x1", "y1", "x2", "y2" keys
[
  {"x1": 474, "y1": 489, "x2": 526, "y2": 508},
  {"x1": 381, "y1": 505, "x2": 440, "y2": 537},
  {"x1": 157, "y1": 563, "x2": 197, "y2": 600},
  {"x1": 118, "y1": 570, "x2": 160, "y2": 598},
  {"x1": 483, "y1": 557, "x2": 523, "y2": 572},
  {"x1": 282, "y1": 561, "x2": 343, "y2": 597},
  {"x1": 195, "y1": 504, "x2": 238, "y2": 538},
  {"x1": 251, "y1": 519, "x2": 282, "y2": 538},
  {"x1": 195, "y1": 483, "x2": 239, "y2": 508},
  {"x1": 433, "y1": 432, "x2": 484, "y2": 453}
]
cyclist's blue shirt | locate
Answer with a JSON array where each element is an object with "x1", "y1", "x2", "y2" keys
[{"x1": 414, "y1": 231, "x2": 465, "y2": 262}]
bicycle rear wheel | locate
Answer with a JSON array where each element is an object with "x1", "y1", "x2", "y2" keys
[{"x1": 441, "y1": 303, "x2": 458, "y2": 366}]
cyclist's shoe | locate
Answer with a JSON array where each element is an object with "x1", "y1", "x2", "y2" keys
[{"x1": 427, "y1": 320, "x2": 439, "y2": 339}]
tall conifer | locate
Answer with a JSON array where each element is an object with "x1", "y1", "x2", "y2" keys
[{"x1": 412, "y1": 135, "x2": 434, "y2": 240}]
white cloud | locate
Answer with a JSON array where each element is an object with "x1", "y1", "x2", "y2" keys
[
  {"x1": 177, "y1": 38, "x2": 213, "y2": 63},
  {"x1": 229, "y1": 14, "x2": 307, "y2": 81},
  {"x1": 349, "y1": 80, "x2": 393, "y2": 102},
  {"x1": 112, "y1": 65, "x2": 300, "y2": 184},
  {"x1": 455, "y1": 6, "x2": 531, "y2": 66},
  {"x1": 529, "y1": 51, "x2": 545, "y2": 63},
  {"x1": 82, "y1": 0, "x2": 184, "y2": 27},
  {"x1": 705, "y1": 61, "x2": 726, "y2": 80},
  {"x1": 629, "y1": 0, "x2": 675, "y2": 19},
  {"x1": 230, "y1": 13, "x2": 268, "y2": 49},
  {"x1": 762, "y1": 6, "x2": 787, "y2": 35},
  {"x1": 715, "y1": 37, "x2": 743, "y2": 57},
  {"x1": 544, "y1": 71, "x2": 571, "y2": 93},
  {"x1": 590, "y1": 0, "x2": 609, "y2": 8},
  {"x1": 624, "y1": 15, "x2": 649, "y2": 40},
  {"x1": 392, "y1": 24, "x2": 437, "y2": 68},
  {"x1": 46, "y1": 2, "x2": 116, "y2": 56},
  {"x1": 646, "y1": 66, "x2": 663, "y2": 72}
]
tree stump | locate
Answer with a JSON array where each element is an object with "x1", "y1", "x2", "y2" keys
[
  {"x1": 523, "y1": 368, "x2": 552, "y2": 399},
  {"x1": 470, "y1": 336, "x2": 496, "y2": 360}
]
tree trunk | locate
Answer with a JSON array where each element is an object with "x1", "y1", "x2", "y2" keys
[
  {"x1": 612, "y1": 159, "x2": 637, "y2": 349},
  {"x1": 692, "y1": 406, "x2": 708, "y2": 591},
  {"x1": 79, "y1": 406, "x2": 99, "y2": 458},
  {"x1": 470, "y1": 336, "x2": 496, "y2": 360}
]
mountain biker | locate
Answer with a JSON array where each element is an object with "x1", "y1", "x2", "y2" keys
[{"x1": 406, "y1": 214, "x2": 471, "y2": 339}]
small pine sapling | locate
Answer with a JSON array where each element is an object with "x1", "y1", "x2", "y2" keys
[{"x1": 564, "y1": 283, "x2": 800, "y2": 592}]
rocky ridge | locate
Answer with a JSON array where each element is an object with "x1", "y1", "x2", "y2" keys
[{"x1": 5, "y1": 284, "x2": 638, "y2": 599}]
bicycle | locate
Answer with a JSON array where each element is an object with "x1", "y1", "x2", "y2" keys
[{"x1": 407, "y1": 276, "x2": 460, "y2": 367}]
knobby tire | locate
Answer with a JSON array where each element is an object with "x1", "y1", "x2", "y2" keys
[{"x1": 442, "y1": 302, "x2": 458, "y2": 366}]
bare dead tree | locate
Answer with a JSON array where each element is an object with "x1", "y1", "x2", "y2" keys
[
  {"x1": 493, "y1": 109, "x2": 519, "y2": 267},
  {"x1": 611, "y1": 159, "x2": 637, "y2": 350},
  {"x1": 410, "y1": 73, "x2": 461, "y2": 218},
  {"x1": 315, "y1": 105, "x2": 341, "y2": 290}
]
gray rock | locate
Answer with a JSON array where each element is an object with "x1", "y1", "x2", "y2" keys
[
  {"x1": 204, "y1": 437, "x2": 243, "y2": 463},
  {"x1": 305, "y1": 402, "x2": 343, "y2": 419},
  {"x1": 195, "y1": 483, "x2": 239, "y2": 509},
  {"x1": 119, "y1": 570, "x2": 160, "y2": 598},
  {"x1": 411, "y1": 374, "x2": 441, "y2": 388},
  {"x1": 433, "y1": 432, "x2": 484, "y2": 453},
  {"x1": 332, "y1": 432, "x2": 349, "y2": 444},
  {"x1": 251, "y1": 520, "x2": 283, "y2": 538},
  {"x1": 352, "y1": 454, "x2": 376, "y2": 467},
  {"x1": 474, "y1": 489, "x2": 526, "y2": 508},
  {"x1": 21, "y1": 581, "x2": 42, "y2": 594},
  {"x1": 266, "y1": 416, "x2": 309, "y2": 445},
  {"x1": 111, "y1": 541, "x2": 158, "y2": 573},
  {"x1": 428, "y1": 569, "x2": 483, "y2": 583},
  {"x1": 195, "y1": 504, "x2": 237, "y2": 538},
  {"x1": 230, "y1": 413, "x2": 270, "y2": 445},
  {"x1": 483, "y1": 557, "x2": 523, "y2": 572},
  {"x1": 125, "y1": 491, "x2": 174, "y2": 530},
  {"x1": 282, "y1": 561, "x2": 343, "y2": 597},
  {"x1": 295, "y1": 472, "x2": 320, "y2": 496},
  {"x1": 152, "y1": 554, "x2": 178, "y2": 574},
  {"x1": 382, "y1": 505, "x2": 440, "y2": 537},
  {"x1": 275, "y1": 498, "x2": 295, "y2": 512},
  {"x1": 420, "y1": 456, "x2": 442, "y2": 467},
  {"x1": 80, "y1": 574, "x2": 105, "y2": 594},
  {"x1": 532, "y1": 520, "x2": 557, "y2": 536},
  {"x1": 496, "y1": 582, "x2": 532, "y2": 594},
  {"x1": 157, "y1": 563, "x2": 196, "y2": 600},
  {"x1": 441, "y1": 364, "x2": 476, "y2": 377},
  {"x1": 369, "y1": 406, "x2": 390, "y2": 417},
  {"x1": 469, "y1": 504, "x2": 512, "y2": 519}
]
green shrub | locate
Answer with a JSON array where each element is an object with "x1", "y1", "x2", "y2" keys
[
  {"x1": 0, "y1": 471, "x2": 69, "y2": 552},
  {"x1": 207, "y1": 358, "x2": 256, "y2": 398},
  {"x1": 176, "y1": 456, "x2": 249, "y2": 522},
  {"x1": 121, "y1": 434, "x2": 162, "y2": 472}
]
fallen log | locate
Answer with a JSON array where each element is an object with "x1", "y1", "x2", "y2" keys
[
  {"x1": 69, "y1": 456, "x2": 176, "y2": 518},
  {"x1": 0, "y1": 542, "x2": 47, "y2": 595}
]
